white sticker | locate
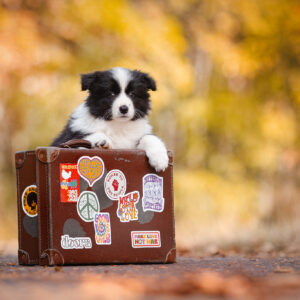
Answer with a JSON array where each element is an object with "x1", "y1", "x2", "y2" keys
[
  {"x1": 77, "y1": 191, "x2": 100, "y2": 222},
  {"x1": 131, "y1": 231, "x2": 161, "y2": 248},
  {"x1": 116, "y1": 191, "x2": 139, "y2": 223},
  {"x1": 104, "y1": 169, "x2": 127, "y2": 200},
  {"x1": 61, "y1": 234, "x2": 92, "y2": 249},
  {"x1": 142, "y1": 174, "x2": 164, "y2": 213}
]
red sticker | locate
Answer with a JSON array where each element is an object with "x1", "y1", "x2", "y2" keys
[{"x1": 60, "y1": 164, "x2": 80, "y2": 203}]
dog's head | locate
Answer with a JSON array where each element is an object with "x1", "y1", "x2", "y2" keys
[{"x1": 81, "y1": 67, "x2": 156, "y2": 121}]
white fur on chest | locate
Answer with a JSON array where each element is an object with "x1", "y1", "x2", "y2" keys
[{"x1": 70, "y1": 103, "x2": 152, "y2": 149}]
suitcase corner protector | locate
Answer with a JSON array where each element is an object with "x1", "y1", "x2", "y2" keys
[
  {"x1": 165, "y1": 247, "x2": 176, "y2": 263},
  {"x1": 18, "y1": 249, "x2": 36, "y2": 265},
  {"x1": 167, "y1": 151, "x2": 174, "y2": 165},
  {"x1": 15, "y1": 152, "x2": 26, "y2": 169},
  {"x1": 40, "y1": 249, "x2": 64, "y2": 266},
  {"x1": 36, "y1": 147, "x2": 60, "y2": 163}
]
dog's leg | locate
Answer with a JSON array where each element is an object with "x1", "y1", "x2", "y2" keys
[
  {"x1": 85, "y1": 132, "x2": 113, "y2": 149},
  {"x1": 137, "y1": 135, "x2": 169, "y2": 172}
]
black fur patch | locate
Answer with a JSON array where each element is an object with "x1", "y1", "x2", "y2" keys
[
  {"x1": 51, "y1": 122, "x2": 88, "y2": 146},
  {"x1": 83, "y1": 71, "x2": 120, "y2": 120},
  {"x1": 128, "y1": 70, "x2": 155, "y2": 120},
  {"x1": 132, "y1": 70, "x2": 156, "y2": 91}
]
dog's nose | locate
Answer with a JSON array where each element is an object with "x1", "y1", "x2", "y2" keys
[{"x1": 119, "y1": 105, "x2": 128, "y2": 114}]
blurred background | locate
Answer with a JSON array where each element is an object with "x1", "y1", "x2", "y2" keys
[{"x1": 1, "y1": 0, "x2": 300, "y2": 254}]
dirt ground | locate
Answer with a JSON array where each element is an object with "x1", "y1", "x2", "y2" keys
[{"x1": 0, "y1": 245, "x2": 299, "y2": 300}]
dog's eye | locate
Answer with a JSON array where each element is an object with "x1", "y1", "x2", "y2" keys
[
  {"x1": 128, "y1": 91, "x2": 135, "y2": 97},
  {"x1": 110, "y1": 91, "x2": 116, "y2": 97}
]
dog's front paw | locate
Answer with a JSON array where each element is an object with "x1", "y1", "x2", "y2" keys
[
  {"x1": 86, "y1": 133, "x2": 113, "y2": 149},
  {"x1": 95, "y1": 137, "x2": 112, "y2": 149},
  {"x1": 147, "y1": 150, "x2": 169, "y2": 172},
  {"x1": 137, "y1": 134, "x2": 169, "y2": 172}
]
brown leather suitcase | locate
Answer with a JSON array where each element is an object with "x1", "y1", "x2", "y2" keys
[
  {"x1": 15, "y1": 151, "x2": 39, "y2": 265},
  {"x1": 35, "y1": 141, "x2": 176, "y2": 265}
]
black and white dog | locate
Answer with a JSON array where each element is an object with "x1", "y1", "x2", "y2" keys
[{"x1": 51, "y1": 67, "x2": 169, "y2": 172}]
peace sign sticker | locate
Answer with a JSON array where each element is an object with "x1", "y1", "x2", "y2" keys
[{"x1": 77, "y1": 191, "x2": 100, "y2": 222}]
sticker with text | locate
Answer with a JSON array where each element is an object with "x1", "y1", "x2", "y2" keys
[
  {"x1": 142, "y1": 174, "x2": 164, "y2": 213},
  {"x1": 94, "y1": 213, "x2": 111, "y2": 245},
  {"x1": 22, "y1": 185, "x2": 38, "y2": 217},
  {"x1": 60, "y1": 163, "x2": 80, "y2": 202},
  {"x1": 104, "y1": 169, "x2": 127, "y2": 200},
  {"x1": 131, "y1": 231, "x2": 161, "y2": 248},
  {"x1": 77, "y1": 191, "x2": 100, "y2": 222},
  {"x1": 61, "y1": 234, "x2": 92, "y2": 249},
  {"x1": 77, "y1": 156, "x2": 104, "y2": 187},
  {"x1": 116, "y1": 191, "x2": 139, "y2": 223}
]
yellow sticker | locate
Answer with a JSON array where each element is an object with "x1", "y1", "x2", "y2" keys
[{"x1": 22, "y1": 185, "x2": 38, "y2": 217}]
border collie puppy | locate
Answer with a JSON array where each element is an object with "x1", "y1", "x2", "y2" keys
[{"x1": 51, "y1": 67, "x2": 169, "y2": 172}]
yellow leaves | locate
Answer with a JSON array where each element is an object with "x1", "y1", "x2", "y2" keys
[
  {"x1": 0, "y1": 11, "x2": 38, "y2": 73},
  {"x1": 178, "y1": 97, "x2": 206, "y2": 125},
  {"x1": 174, "y1": 168, "x2": 259, "y2": 247},
  {"x1": 244, "y1": 102, "x2": 297, "y2": 172},
  {"x1": 261, "y1": 102, "x2": 296, "y2": 146},
  {"x1": 248, "y1": 142, "x2": 281, "y2": 172},
  {"x1": 175, "y1": 169, "x2": 258, "y2": 220}
]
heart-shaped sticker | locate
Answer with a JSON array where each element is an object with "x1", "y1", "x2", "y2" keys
[{"x1": 77, "y1": 156, "x2": 105, "y2": 187}]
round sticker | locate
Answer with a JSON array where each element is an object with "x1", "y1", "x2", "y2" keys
[
  {"x1": 77, "y1": 191, "x2": 100, "y2": 222},
  {"x1": 22, "y1": 185, "x2": 38, "y2": 217},
  {"x1": 104, "y1": 170, "x2": 127, "y2": 200}
]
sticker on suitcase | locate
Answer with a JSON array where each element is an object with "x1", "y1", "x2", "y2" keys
[
  {"x1": 104, "y1": 169, "x2": 127, "y2": 200},
  {"x1": 131, "y1": 231, "x2": 161, "y2": 248},
  {"x1": 77, "y1": 191, "x2": 100, "y2": 222},
  {"x1": 77, "y1": 156, "x2": 104, "y2": 187},
  {"x1": 94, "y1": 213, "x2": 111, "y2": 245},
  {"x1": 117, "y1": 191, "x2": 139, "y2": 223},
  {"x1": 22, "y1": 185, "x2": 38, "y2": 217},
  {"x1": 61, "y1": 234, "x2": 92, "y2": 249},
  {"x1": 142, "y1": 174, "x2": 165, "y2": 213},
  {"x1": 60, "y1": 164, "x2": 80, "y2": 202}
]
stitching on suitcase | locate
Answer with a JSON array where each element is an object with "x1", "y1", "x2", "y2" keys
[
  {"x1": 16, "y1": 155, "x2": 22, "y2": 253},
  {"x1": 47, "y1": 161, "x2": 53, "y2": 248},
  {"x1": 37, "y1": 158, "x2": 41, "y2": 258},
  {"x1": 27, "y1": 152, "x2": 38, "y2": 264},
  {"x1": 169, "y1": 154, "x2": 176, "y2": 244},
  {"x1": 37, "y1": 157, "x2": 42, "y2": 259},
  {"x1": 37, "y1": 159, "x2": 50, "y2": 260},
  {"x1": 45, "y1": 162, "x2": 50, "y2": 254}
]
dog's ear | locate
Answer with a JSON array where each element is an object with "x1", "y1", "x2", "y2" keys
[
  {"x1": 81, "y1": 72, "x2": 98, "y2": 91},
  {"x1": 133, "y1": 70, "x2": 157, "y2": 91},
  {"x1": 142, "y1": 73, "x2": 156, "y2": 91}
]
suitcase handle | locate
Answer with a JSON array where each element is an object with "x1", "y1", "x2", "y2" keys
[{"x1": 59, "y1": 139, "x2": 92, "y2": 149}]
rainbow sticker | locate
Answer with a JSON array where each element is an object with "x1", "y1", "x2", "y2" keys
[{"x1": 94, "y1": 212, "x2": 111, "y2": 245}]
